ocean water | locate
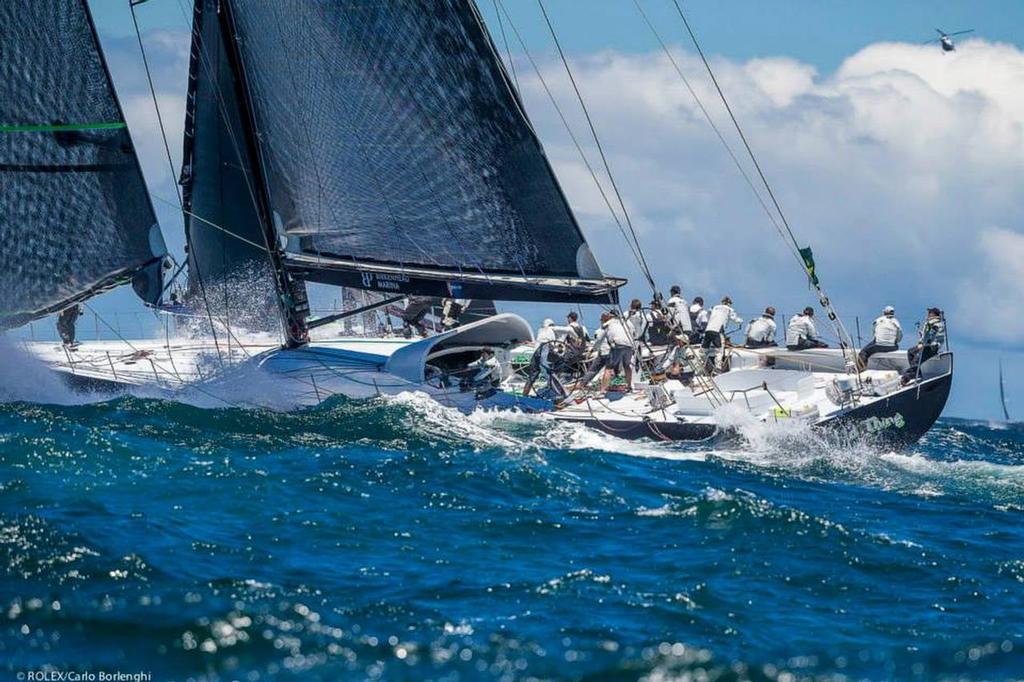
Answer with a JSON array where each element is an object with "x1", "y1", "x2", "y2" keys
[{"x1": 2, "y1": 384, "x2": 1023, "y2": 681}]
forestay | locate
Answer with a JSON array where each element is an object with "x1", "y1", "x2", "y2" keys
[
  {"x1": 222, "y1": 0, "x2": 623, "y2": 303},
  {"x1": 0, "y1": 0, "x2": 166, "y2": 328}
]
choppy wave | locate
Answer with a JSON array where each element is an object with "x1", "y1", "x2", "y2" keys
[
  {"x1": 1, "y1": 390, "x2": 1023, "y2": 680},
  {"x1": 0, "y1": 337, "x2": 98, "y2": 405}
]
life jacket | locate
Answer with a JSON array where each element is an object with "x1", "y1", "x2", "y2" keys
[{"x1": 647, "y1": 314, "x2": 672, "y2": 345}]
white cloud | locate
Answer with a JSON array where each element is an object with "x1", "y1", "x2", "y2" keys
[
  {"x1": 956, "y1": 228, "x2": 1024, "y2": 341},
  {"x1": 512, "y1": 40, "x2": 1024, "y2": 345}
]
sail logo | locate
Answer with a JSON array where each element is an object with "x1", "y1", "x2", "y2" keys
[
  {"x1": 359, "y1": 271, "x2": 410, "y2": 291},
  {"x1": 863, "y1": 412, "x2": 906, "y2": 434}
]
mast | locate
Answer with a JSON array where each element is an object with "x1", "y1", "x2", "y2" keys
[{"x1": 215, "y1": 0, "x2": 308, "y2": 347}]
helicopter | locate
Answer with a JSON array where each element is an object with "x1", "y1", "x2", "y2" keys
[{"x1": 923, "y1": 28, "x2": 975, "y2": 52}]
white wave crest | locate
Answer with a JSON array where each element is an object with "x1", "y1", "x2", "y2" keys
[{"x1": 0, "y1": 337, "x2": 107, "y2": 405}]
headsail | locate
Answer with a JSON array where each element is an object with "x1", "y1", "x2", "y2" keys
[
  {"x1": 214, "y1": 0, "x2": 623, "y2": 304},
  {"x1": 0, "y1": 0, "x2": 167, "y2": 329},
  {"x1": 180, "y1": 0, "x2": 309, "y2": 344},
  {"x1": 180, "y1": 0, "x2": 269, "y2": 296}
]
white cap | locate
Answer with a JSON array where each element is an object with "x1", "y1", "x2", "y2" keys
[
  {"x1": 542, "y1": 318, "x2": 555, "y2": 327},
  {"x1": 883, "y1": 305, "x2": 895, "y2": 314}
]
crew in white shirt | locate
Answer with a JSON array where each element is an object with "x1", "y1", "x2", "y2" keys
[
  {"x1": 689, "y1": 296, "x2": 709, "y2": 343},
  {"x1": 858, "y1": 305, "x2": 902, "y2": 367},
  {"x1": 745, "y1": 307, "x2": 778, "y2": 348},
  {"x1": 785, "y1": 307, "x2": 829, "y2": 350},
  {"x1": 702, "y1": 296, "x2": 743, "y2": 373},
  {"x1": 665, "y1": 284, "x2": 693, "y2": 336},
  {"x1": 465, "y1": 347, "x2": 502, "y2": 389}
]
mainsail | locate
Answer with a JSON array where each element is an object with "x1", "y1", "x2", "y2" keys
[
  {"x1": 0, "y1": 0, "x2": 167, "y2": 329},
  {"x1": 193, "y1": 0, "x2": 622, "y2": 304}
]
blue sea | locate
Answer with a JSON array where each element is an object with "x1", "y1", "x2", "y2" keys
[{"x1": 2, "y1": 391, "x2": 1023, "y2": 681}]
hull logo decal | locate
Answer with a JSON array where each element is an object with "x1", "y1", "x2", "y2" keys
[{"x1": 863, "y1": 412, "x2": 906, "y2": 434}]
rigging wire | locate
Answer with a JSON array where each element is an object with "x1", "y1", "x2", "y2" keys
[
  {"x1": 669, "y1": 0, "x2": 798, "y2": 253},
  {"x1": 130, "y1": 1, "x2": 226, "y2": 366},
  {"x1": 535, "y1": 0, "x2": 658, "y2": 295},
  {"x1": 667, "y1": 0, "x2": 854, "y2": 352},
  {"x1": 129, "y1": 3, "x2": 181, "y2": 208},
  {"x1": 631, "y1": 0, "x2": 802, "y2": 266},
  {"x1": 81, "y1": 302, "x2": 238, "y2": 408},
  {"x1": 494, "y1": 0, "x2": 647, "y2": 277},
  {"x1": 491, "y1": 0, "x2": 520, "y2": 92}
]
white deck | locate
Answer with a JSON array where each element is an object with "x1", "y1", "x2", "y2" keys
[{"x1": 24, "y1": 313, "x2": 539, "y2": 412}]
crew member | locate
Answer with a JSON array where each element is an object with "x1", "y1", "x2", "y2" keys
[
  {"x1": 785, "y1": 307, "x2": 829, "y2": 351},
  {"x1": 56, "y1": 304, "x2": 83, "y2": 347},
  {"x1": 464, "y1": 347, "x2": 502, "y2": 393},
  {"x1": 660, "y1": 332, "x2": 691, "y2": 380},
  {"x1": 625, "y1": 298, "x2": 650, "y2": 344},
  {"x1": 441, "y1": 298, "x2": 469, "y2": 330},
  {"x1": 522, "y1": 318, "x2": 567, "y2": 399},
  {"x1": 665, "y1": 285, "x2": 693, "y2": 337},
  {"x1": 599, "y1": 310, "x2": 635, "y2": 393},
  {"x1": 646, "y1": 299, "x2": 672, "y2": 346},
  {"x1": 745, "y1": 307, "x2": 777, "y2": 348},
  {"x1": 702, "y1": 296, "x2": 743, "y2": 372},
  {"x1": 689, "y1": 297, "x2": 709, "y2": 343},
  {"x1": 858, "y1": 305, "x2": 902, "y2": 367},
  {"x1": 400, "y1": 296, "x2": 434, "y2": 337},
  {"x1": 573, "y1": 312, "x2": 613, "y2": 391},
  {"x1": 566, "y1": 311, "x2": 589, "y2": 344},
  {"x1": 901, "y1": 307, "x2": 946, "y2": 384}
]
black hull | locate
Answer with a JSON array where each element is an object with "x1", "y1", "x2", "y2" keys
[
  {"x1": 566, "y1": 417, "x2": 719, "y2": 443},
  {"x1": 570, "y1": 371, "x2": 953, "y2": 450},
  {"x1": 816, "y1": 370, "x2": 953, "y2": 449}
]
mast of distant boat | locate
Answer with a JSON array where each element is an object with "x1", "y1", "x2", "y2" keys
[{"x1": 999, "y1": 360, "x2": 1011, "y2": 422}]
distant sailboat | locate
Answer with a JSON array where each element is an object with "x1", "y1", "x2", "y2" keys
[{"x1": 999, "y1": 360, "x2": 1011, "y2": 422}]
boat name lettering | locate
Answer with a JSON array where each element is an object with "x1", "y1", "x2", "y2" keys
[{"x1": 863, "y1": 412, "x2": 906, "y2": 434}]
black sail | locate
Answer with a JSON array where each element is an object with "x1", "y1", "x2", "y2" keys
[
  {"x1": 0, "y1": 0, "x2": 166, "y2": 328},
  {"x1": 216, "y1": 0, "x2": 623, "y2": 303},
  {"x1": 180, "y1": 0, "x2": 271, "y2": 298}
]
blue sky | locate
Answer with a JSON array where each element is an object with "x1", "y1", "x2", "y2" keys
[
  {"x1": 92, "y1": 1, "x2": 1019, "y2": 72},
  {"x1": 47, "y1": 1, "x2": 1024, "y2": 420}
]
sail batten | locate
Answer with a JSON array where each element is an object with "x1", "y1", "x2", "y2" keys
[{"x1": 0, "y1": 0, "x2": 166, "y2": 327}]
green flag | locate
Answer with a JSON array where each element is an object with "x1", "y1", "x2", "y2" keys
[{"x1": 799, "y1": 246, "x2": 820, "y2": 287}]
